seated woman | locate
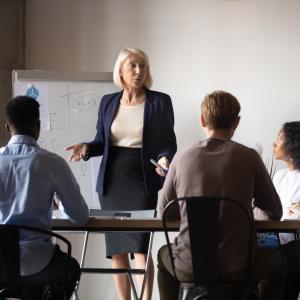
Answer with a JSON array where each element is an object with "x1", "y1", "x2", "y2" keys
[
  {"x1": 273, "y1": 122, "x2": 300, "y2": 232},
  {"x1": 272, "y1": 121, "x2": 300, "y2": 300}
]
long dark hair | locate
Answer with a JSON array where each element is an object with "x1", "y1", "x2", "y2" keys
[{"x1": 282, "y1": 122, "x2": 300, "y2": 170}]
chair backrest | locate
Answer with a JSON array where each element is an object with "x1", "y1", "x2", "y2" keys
[
  {"x1": 0, "y1": 226, "x2": 20, "y2": 286},
  {"x1": 0, "y1": 224, "x2": 72, "y2": 293},
  {"x1": 162, "y1": 196, "x2": 254, "y2": 286}
]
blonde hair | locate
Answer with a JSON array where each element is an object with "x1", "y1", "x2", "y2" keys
[
  {"x1": 113, "y1": 48, "x2": 153, "y2": 89},
  {"x1": 201, "y1": 90, "x2": 240, "y2": 129}
]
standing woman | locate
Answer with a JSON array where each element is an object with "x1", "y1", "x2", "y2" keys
[{"x1": 66, "y1": 48, "x2": 177, "y2": 299}]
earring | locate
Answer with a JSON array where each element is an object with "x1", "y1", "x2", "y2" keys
[{"x1": 289, "y1": 158, "x2": 294, "y2": 161}]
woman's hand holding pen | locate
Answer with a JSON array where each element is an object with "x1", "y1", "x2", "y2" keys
[
  {"x1": 65, "y1": 143, "x2": 88, "y2": 162},
  {"x1": 156, "y1": 157, "x2": 169, "y2": 177}
]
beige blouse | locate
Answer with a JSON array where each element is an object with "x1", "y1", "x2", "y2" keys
[{"x1": 110, "y1": 102, "x2": 145, "y2": 148}]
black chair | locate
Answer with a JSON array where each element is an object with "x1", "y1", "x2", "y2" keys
[
  {"x1": 0, "y1": 224, "x2": 72, "y2": 300},
  {"x1": 162, "y1": 196, "x2": 258, "y2": 300}
]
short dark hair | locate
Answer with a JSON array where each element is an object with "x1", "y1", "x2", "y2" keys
[
  {"x1": 282, "y1": 122, "x2": 300, "y2": 170},
  {"x1": 5, "y1": 96, "x2": 40, "y2": 132},
  {"x1": 201, "y1": 90, "x2": 240, "y2": 129}
]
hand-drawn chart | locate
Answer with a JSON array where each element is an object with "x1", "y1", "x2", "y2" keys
[{"x1": 13, "y1": 71, "x2": 119, "y2": 208}]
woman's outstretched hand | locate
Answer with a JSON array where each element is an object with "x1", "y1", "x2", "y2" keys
[{"x1": 65, "y1": 143, "x2": 88, "y2": 162}]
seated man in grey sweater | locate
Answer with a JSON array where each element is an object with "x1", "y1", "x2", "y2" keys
[{"x1": 156, "y1": 90, "x2": 286, "y2": 300}]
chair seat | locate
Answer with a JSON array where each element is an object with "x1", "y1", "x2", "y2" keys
[
  {"x1": 179, "y1": 283, "x2": 208, "y2": 300},
  {"x1": 179, "y1": 282, "x2": 258, "y2": 300}
]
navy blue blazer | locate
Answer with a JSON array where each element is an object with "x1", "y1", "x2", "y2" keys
[{"x1": 86, "y1": 89, "x2": 177, "y2": 196}]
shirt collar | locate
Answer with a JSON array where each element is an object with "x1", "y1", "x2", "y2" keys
[{"x1": 8, "y1": 135, "x2": 39, "y2": 148}]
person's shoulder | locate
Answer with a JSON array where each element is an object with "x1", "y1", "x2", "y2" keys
[
  {"x1": 223, "y1": 140, "x2": 267, "y2": 169},
  {"x1": 146, "y1": 89, "x2": 171, "y2": 101},
  {"x1": 273, "y1": 168, "x2": 289, "y2": 183},
  {"x1": 101, "y1": 91, "x2": 122, "y2": 104},
  {"x1": 227, "y1": 139, "x2": 249, "y2": 149},
  {"x1": 170, "y1": 142, "x2": 208, "y2": 172},
  {"x1": 275, "y1": 168, "x2": 289, "y2": 176},
  {"x1": 175, "y1": 142, "x2": 199, "y2": 160},
  {"x1": 227, "y1": 140, "x2": 259, "y2": 157},
  {"x1": 274, "y1": 168, "x2": 294, "y2": 179},
  {"x1": 36, "y1": 148, "x2": 69, "y2": 167}
]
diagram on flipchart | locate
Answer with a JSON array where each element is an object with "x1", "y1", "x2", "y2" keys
[{"x1": 13, "y1": 80, "x2": 118, "y2": 208}]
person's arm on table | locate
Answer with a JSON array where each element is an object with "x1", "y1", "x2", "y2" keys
[
  {"x1": 54, "y1": 156, "x2": 89, "y2": 225},
  {"x1": 156, "y1": 153, "x2": 180, "y2": 220},
  {"x1": 252, "y1": 150, "x2": 282, "y2": 220}
]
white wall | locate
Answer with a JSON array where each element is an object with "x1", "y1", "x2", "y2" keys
[{"x1": 25, "y1": 0, "x2": 300, "y2": 299}]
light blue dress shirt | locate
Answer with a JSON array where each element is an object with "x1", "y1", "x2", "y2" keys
[{"x1": 0, "y1": 135, "x2": 89, "y2": 276}]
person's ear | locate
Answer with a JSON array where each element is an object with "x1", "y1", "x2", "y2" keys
[
  {"x1": 201, "y1": 113, "x2": 207, "y2": 127},
  {"x1": 232, "y1": 116, "x2": 240, "y2": 131},
  {"x1": 119, "y1": 64, "x2": 124, "y2": 78},
  {"x1": 5, "y1": 123, "x2": 11, "y2": 134},
  {"x1": 34, "y1": 120, "x2": 41, "y2": 140}
]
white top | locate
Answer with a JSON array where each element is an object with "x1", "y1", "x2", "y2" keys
[
  {"x1": 110, "y1": 102, "x2": 145, "y2": 148},
  {"x1": 273, "y1": 168, "x2": 300, "y2": 244}
]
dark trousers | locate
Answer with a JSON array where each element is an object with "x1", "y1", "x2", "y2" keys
[
  {"x1": 278, "y1": 240, "x2": 300, "y2": 300},
  {"x1": 21, "y1": 246, "x2": 80, "y2": 300},
  {"x1": 157, "y1": 245, "x2": 287, "y2": 300},
  {"x1": 258, "y1": 235, "x2": 300, "y2": 300}
]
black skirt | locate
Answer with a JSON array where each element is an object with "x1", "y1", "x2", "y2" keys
[{"x1": 99, "y1": 146, "x2": 157, "y2": 258}]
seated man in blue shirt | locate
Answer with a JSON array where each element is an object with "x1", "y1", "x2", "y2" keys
[{"x1": 0, "y1": 96, "x2": 89, "y2": 299}]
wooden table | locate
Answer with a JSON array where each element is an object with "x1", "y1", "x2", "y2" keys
[
  {"x1": 255, "y1": 220, "x2": 300, "y2": 233},
  {"x1": 53, "y1": 218, "x2": 300, "y2": 300},
  {"x1": 53, "y1": 217, "x2": 178, "y2": 231},
  {"x1": 53, "y1": 217, "x2": 300, "y2": 233}
]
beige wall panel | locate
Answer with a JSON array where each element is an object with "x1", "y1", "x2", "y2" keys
[{"x1": 0, "y1": 0, "x2": 24, "y2": 146}]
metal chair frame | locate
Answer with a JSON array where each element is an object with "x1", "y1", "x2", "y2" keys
[{"x1": 0, "y1": 223, "x2": 72, "y2": 300}]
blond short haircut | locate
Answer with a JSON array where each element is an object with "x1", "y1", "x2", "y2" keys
[
  {"x1": 113, "y1": 48, "x2": 153, "y2": 89},
  {"x1": 201, "y1": 90, "x2": 240, "y2": 129}
]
